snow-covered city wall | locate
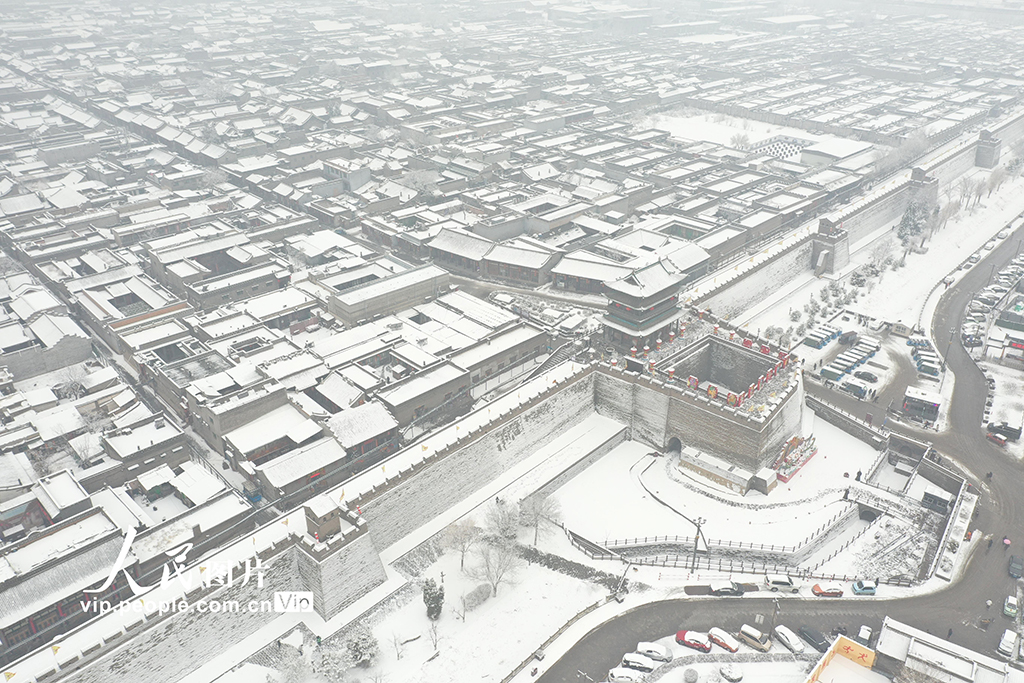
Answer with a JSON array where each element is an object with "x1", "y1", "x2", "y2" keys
[
  {"x1": 806, "y1": 395, "x2": 888, "y2": 450},
  {"x1": 296, "y1": 532, "x2": 387, "y2": 619},
  {"x1": 61, "y1": 549, "x2": 303, "y2": 683},
  {"x1": 594, "y1": 367, "x2": 804, "y2": 471},
  {"x1": 699, "y1": 239, "x2": 815, "y2": 319},
  {"x1": 360, "y1": 371, "x2": 598, "y2": 549}
]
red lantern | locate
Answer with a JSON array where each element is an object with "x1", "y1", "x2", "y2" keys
[
  {"x1": 630, "y1": 347, "x2": 637, "y2": 357},
  {"x1": 643, "y1": 345, "x2": 650, "y2": 357},
  {"x1": 656, "y1": 338, "x2": 663, "y2": 350}
]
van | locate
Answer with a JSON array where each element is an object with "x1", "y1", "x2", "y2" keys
[
  {"x1": 998, "y1": 629, "x2": 1018, "y2": 658},
  {"x1": 855, "y1": 625, "x2": 873, "y2": 647},
  {"x1": 840, "y1": 380, "x2": 868, "y2": 399},
  {"x1": 635, "y1": 642, "x2": 672, "y2": 663},
  {"x1": 620, "y1": 653, "x2": 656, "y2": 673},
  {"x1": 765, "y1": 574, "x2": 799, "y2": 593},
  {"x1": 737, "y1": 624, "x2": 771, "y2": 652}
]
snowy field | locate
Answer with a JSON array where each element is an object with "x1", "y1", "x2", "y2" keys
[
  {"x1": 651, "y1": 110, "x2": 829, "y2": 148},
  {"x1": 346, "y1": 549, "x2": 605, "y2": 683},
  {"x1": 553, "y1": 418, "x2": 881, "y2": 549}
]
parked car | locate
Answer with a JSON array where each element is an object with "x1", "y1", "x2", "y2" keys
[
  {"x1": 999, "y1": 230, "x2": 1010, "y2": 239},
  {"x1": 710, "y1": 580, "x2": 744, "y2": 596},
  {"x1": 635, "y1": 642, "x2": 672, "y2": 663},
  {"x1": 799, "y1": 626, "x2": 831, "y2": 653},
  {"x1": 774, "y1": 625, "x2": 805, "y2": 653},
  {"x1": 998, "y1": 629, "x2": 1018, "y2": 658},
  {"x1": 988, "y1": 432, "x2": 1008, "y2": 447},
  {"x1": 764, "y1": 574, "x2": 799, "y2": 593},
  {"x1": 737, "y1": 624, "x2": 771, "y2": 652},
  {"x1": 720, "y1": 664, "x2": 743, "y2": 682},
  {"x1": 985, "y1": 241, "x2": 996, "y2": 250},
  {"x1": 855, "y1": 626, "x2": 873, "y2": 646},
  {"x1": 622, "y1": 653, "x2": 656, "y2": 673},
  {"x1": 708, "y1": 627, "x2": 740, "y2": 653},
  {"x1": 851, "y1": 580, "x2": 877, "y2": 595},
  {"x1": 676, "y1": 630, "x2": 711, "y2": 653},
  {"x1": 608, "y1": 666, "x2": 647, "y2": 683},
  {"x1": 812, "y1": 583, "x2": 844, "y2": 597},
  {"x1": 1004, "y1": 595, "x2": 1018, "y2": 619},
  {"x1": 853, "y1": 370, "x2": 878, "y2": 383},
  {"x1": 988, "y1": 422, "x2": 1022, "y2": 441},
  {"x1": 1009, "y1": 555, "x2": 1023, "y2": 579}
]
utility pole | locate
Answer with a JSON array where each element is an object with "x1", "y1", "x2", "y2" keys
[
  {"x1": 770, "y1": 597, "x2": 781, "y2": 633},
  {"x1": 691, "y1": 517, "x2": 706, "y2": 571}
]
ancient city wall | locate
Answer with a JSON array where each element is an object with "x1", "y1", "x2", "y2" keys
[
  {"x1": 699, "y1": 238, "x2": 815, "y2": 319},
  {"x1": 360, "y1": 371, "x2": 597, "y2": 550}
]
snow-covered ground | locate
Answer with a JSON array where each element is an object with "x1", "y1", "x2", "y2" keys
[
  {"x1": 651, "y1": 110, "x2": 830, "y2": 148},
  {"x1": 351, "y1": 547, "x2": 605, "y2": 683},
  {"x1": 553, "y1": 419, "x2": 880, "y2": 549},
  {"x1": 740, "y1": 169, "x2": 1024, "y2": 338}
]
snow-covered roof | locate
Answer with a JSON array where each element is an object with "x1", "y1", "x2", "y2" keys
[
  {"x1": 256, "y1": 437, "x2": 347, "y2": 489},
  {"x1": 327, "y1": 401, "x2": 398, "y2": 449},
  {"x1": 377, "y1": 362, "x2": 468, "y2": 409},
  {"x1": 604, "y1": 260, "x2": 685, "y2": 298},
  {"x1": 428, "y1": 227, "x2": 494, "y2": 261},
  {"x1": 224, "y1": 404, "x2": 320, "y2": 456}
]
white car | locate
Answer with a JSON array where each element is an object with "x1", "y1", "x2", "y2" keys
[
  {"x1": 985, "y1": 241, "x2": 996, "y2": 250},
  {"x1": 608, "y1": 667, "x2": 647, "y2": 683},
  {"x1": 635, "y1": 642, "x2": 672, "y2": 662},
  {"x1": 999, "y1": 230, "x2": 1009, "y2": 239},
  {"x1": 720, "y1": 664, "x2": 744, "y2": 682},
  {"x1": 774, "y1": 625, "x2": 805, "y2": 653}
]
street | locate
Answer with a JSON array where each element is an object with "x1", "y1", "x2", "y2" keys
[{"x1": 537, "y1": 215, "x2": 1024, "y2": 683}]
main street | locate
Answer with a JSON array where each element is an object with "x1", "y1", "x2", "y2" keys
[{"x1": 538, "y1": 219, "x2": 1024, "y2": 683}]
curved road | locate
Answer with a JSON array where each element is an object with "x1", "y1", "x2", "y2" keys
[{"x1": 539, "y1": 223, "x2": 1024, "y2": 682}]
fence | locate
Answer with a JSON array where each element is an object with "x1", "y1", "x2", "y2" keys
[
  {"x1": 602, "y1": 507, "x2": 851, "y2": 560},
  {"x1": 500, "y1": 598, "x2": 606, "y2": 683},
  {"x1": 629, "y1": 551, "x2": 915, "y2": 587}
]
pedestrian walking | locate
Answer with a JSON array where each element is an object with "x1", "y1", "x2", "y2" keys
[
  {"x1": 987, "y1": 599, "x2": 993, "y2": 610},
  {"x1": 948, "y1": 628, "x2": 953, "y2": 638}
]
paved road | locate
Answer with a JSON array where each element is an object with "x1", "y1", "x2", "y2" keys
[{"x1": 538, "y1": 221, "x2": 1024, "y2": 683}]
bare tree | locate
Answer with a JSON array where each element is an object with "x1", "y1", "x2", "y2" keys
[
  {"x1": 428, "y1": 621, "x2": 440, "y2": 650},
  {"x1": 390, "y1": 632, "x2": 404, "y2": 661},
  {"x1": 469, "y1": 542, "x2": 523, "y2": 597},
  {"x1": 485, "y1": 500, "x2": 519, "y2": 544},
  {"x1": 956, "y1": 176, "x2": 973, "y2": 207},
  {"x1": 988, "y1": 166, "x2": 1007, "y2": 196},
  {"x1": 444, "y1": 519, "x2": 482, "y2": 570},
  {"x1": 938, "y1": 200, "x2": 960, "y2": 231},
  {"x1": 972, "y1": 178, "x2": 986, "y2": 207},
  {"x1": 519, "y1": 495, "x2": 562, "y2": 546},
  {"x1": 729, "y1": 133, "x2": 750, "y2": 149}
]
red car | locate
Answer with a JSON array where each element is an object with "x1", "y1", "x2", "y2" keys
[
  {"x1": 811, "y1": 583, "x2": 844, "y2": 597},
  {"x1": 676, "y1": 630, "x2": 712, "y2": 652},
  {"x1": 988, "y1": 432, "x2": 1007, "y2": 447}
]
